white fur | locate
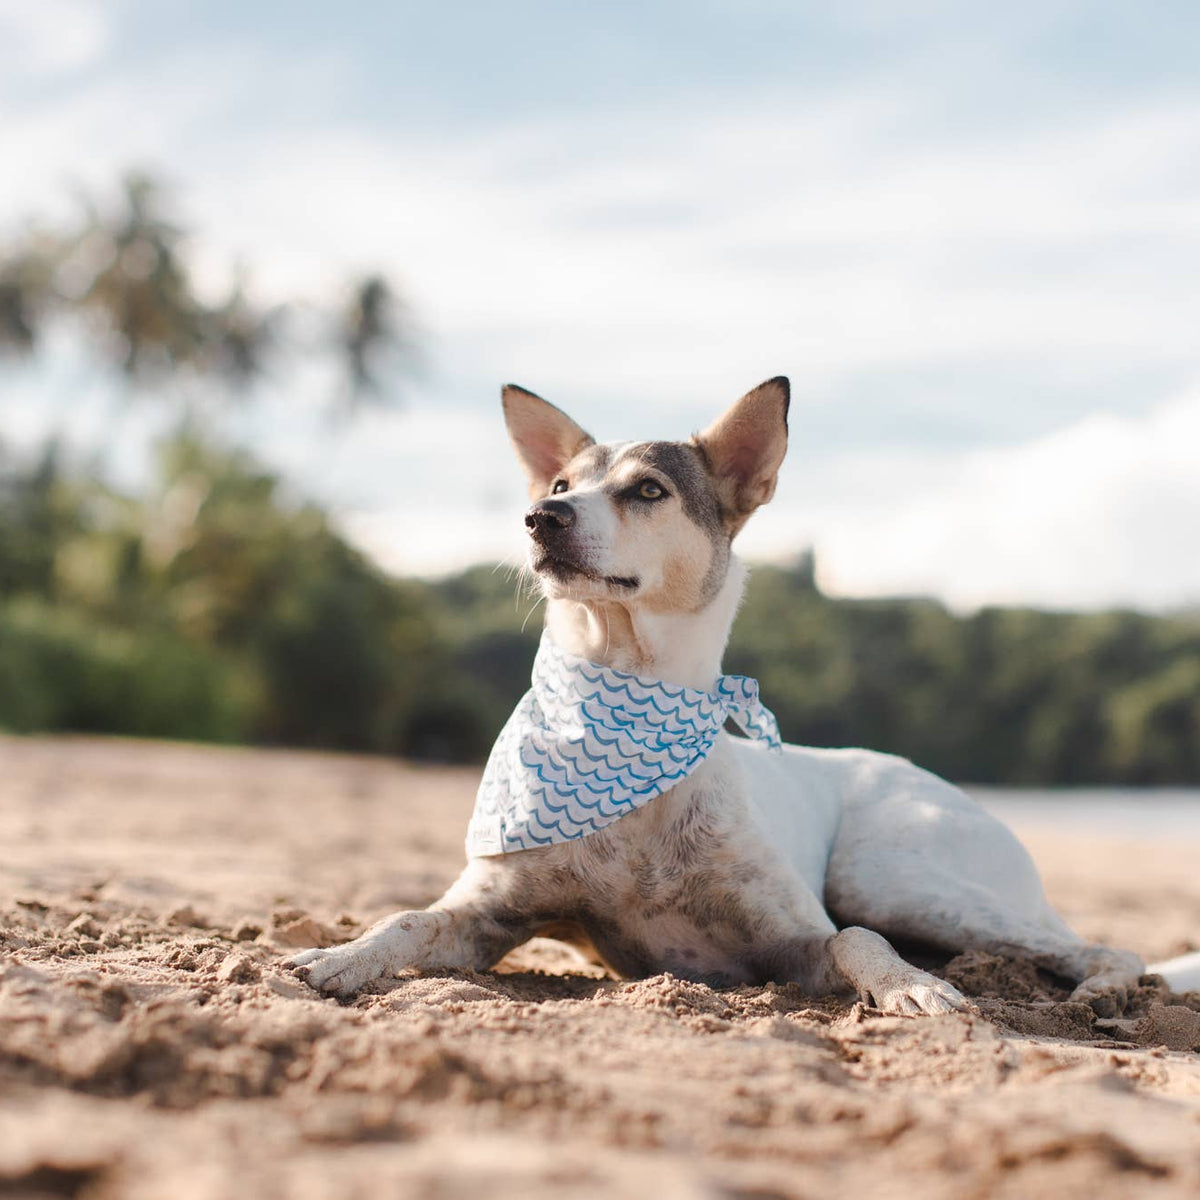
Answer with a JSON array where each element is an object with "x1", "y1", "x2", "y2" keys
[
  {"x1": 1149, "y1": 952, "x2": 1200, "y2": 992},
  {"x1": 545, "y1": 557, "x2": 744, "y2": 688}
]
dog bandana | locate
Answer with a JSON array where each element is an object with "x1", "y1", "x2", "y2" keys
[{"x1": 466, "y1": 636, "x2": 782, "y2": 856}]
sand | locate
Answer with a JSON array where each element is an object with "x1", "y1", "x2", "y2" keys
[{"x1": 2, "y1": 734, "x2": 1200, "y2": 1200}]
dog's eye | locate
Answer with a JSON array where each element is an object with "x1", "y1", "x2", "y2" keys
[
  {"x1": 551, "y1": 479, "x2": 569, "y2": 495},
  {"x1": 637, "y1": 480, "x2": 665, "y2": 501}
]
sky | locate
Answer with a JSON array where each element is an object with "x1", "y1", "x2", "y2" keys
[{"x1": 2, "y1": 0, "x2": 1199, "y2": 610}]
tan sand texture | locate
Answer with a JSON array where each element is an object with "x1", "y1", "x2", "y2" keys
[{"x1": 3, "y1": 734, "x2": 1200, "y2": 1199}]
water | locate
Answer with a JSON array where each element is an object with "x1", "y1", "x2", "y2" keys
[{"x1": 967, "y1": 787, "x2": 1200, "y2": 838}]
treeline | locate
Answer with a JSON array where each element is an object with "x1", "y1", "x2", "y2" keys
[{"x1": 2, "y1": 439, "x2": 1198, "y2": 784}]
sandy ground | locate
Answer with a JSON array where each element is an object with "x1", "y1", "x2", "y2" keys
[{"x1": 3, "y1": 735, "x2": 1200, "y2": 1200}]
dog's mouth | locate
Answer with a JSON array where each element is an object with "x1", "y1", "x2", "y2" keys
[{"x1": 533, "y1": 552, "x2": 639, "y2": 592}]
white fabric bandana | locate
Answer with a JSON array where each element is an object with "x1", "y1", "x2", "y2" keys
[{"x1": 466, "y1": 636, "x2": 782, "y2": 857}]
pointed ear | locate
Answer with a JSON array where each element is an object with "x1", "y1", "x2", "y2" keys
[
  {"x1": 693, "y1": 376, "x2": 789, "y2": 532},
  {"x1": 502, "y1": 384, "x2": 595, "y2": 498}
]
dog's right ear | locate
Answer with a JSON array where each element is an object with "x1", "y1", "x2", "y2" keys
[{"x1": 502, "y1": 384, "x2": 595, "y2": 498}]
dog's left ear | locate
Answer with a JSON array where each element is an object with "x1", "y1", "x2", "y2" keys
[
  {"x1": 502, "y1": 384, "x2": 595, "y2": 498},
  {"x1": 693, "y1": 376, "x2": 790, "y2": 531}
]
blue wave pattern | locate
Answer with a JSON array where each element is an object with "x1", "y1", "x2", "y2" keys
[{"x1": 466, "y1": 636, "x2": 782, "y2": 856}]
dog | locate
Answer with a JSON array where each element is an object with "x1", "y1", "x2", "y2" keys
[{"x1": 293, "y1": 377, "x2": 1196, "y2": 1011}]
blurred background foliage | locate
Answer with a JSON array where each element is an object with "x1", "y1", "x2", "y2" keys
[
  {"x1": 2, "y1": 438, "x2": 1198, "y2": 782},
  {"x1": 2, "y1": 175, "x2": 1199, "y2": 783}
]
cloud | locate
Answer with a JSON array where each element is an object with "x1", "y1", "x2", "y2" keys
[
  {"x1": 3, "y1": 10, "x2": 1199, "y2": 611},
  {"x1": 167, "y1": 88, "x2": 1200, "y2": 448},
  {"x1": 741, "y1": 384, "x2": 1200, "y2": 611},
  {"x1": 4, "y1": 23, "x2": 1199, "y2": 435},
  {"x1": 0, "y1": 0, "x2": 111, "y2": 77}
]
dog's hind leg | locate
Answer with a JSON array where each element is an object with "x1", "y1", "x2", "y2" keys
[
  {"x1": 862, "y1": 887, "x2": 1141, "y2": 1015},
  {"x1": 826, "y1": 782, "x2": 1145, "y2": 1014},
  {"x1": 829, "y1": 863, "x2": 1144, "y2": 1015},
  {"x1": 290, "y1": 860, "x2": 540, "y2": 998}
]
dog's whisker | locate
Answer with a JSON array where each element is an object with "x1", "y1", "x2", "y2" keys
[{"x1": 520, "y1": 595, "x2": 545, "y2": 634}]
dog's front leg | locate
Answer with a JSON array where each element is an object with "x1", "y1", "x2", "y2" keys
[
  {"x1": 290, "y1": 860, "x2": 535, "y2": 998},
  {"x1": 823, "y1": 926, "x2": 968, "y2": 1016},
  {"x1": 758, "y1": 910, "x2": 967, "y2": 1014},
  {"x1": 722, "y1": 864, "x2": 966, "y2": 1014}
]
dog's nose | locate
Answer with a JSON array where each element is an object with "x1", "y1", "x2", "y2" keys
[{"x1": 525, "y1": 498, "x2": 575, "y2": 538}]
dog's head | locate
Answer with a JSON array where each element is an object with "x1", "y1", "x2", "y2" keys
[{"x1": 503, "y1": 378, "x2": 789, "y2": 613}]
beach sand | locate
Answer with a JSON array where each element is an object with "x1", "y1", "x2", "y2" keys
[{"x1": 2, "y1": 734, "x2": 1199, "y2": 1199}]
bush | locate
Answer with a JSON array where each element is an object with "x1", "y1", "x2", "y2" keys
[{"x1": 0, "y1": 600, "x2": 253, "y2": 742}]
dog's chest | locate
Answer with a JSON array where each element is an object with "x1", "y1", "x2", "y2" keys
[{"x1": 550, "y1": 745, "x2": 809, "y2": 984}]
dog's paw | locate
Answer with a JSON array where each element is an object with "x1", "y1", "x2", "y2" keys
[
  {"x1": 868, "y1": 972, "x2": 969, "y2": 1016},
  {"x1": 289, "y1": 941, "x2": 390, "y2": 998},
  {"x1": 1070, "y1": 974, "x2": 1132, "y2": 1018},
  {"x1": 1069, "y1": 950, "x2": 1143, "y2": 1017}
]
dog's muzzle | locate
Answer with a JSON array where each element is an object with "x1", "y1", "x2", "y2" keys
[
  {"x1": 524, "y1": 497, "x2": 636, "y2": 589},
  {"x1": 524, "y1": 498, "x2": 574, "y2": 544}
]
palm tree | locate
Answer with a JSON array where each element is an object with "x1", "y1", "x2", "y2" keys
[{"x1": 0, "y1": 171, "x2": 412, "y2": 412}]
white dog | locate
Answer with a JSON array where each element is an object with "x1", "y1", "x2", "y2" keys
[{"x1": 294, "y1": 378, "x2": 1197, "y2": 1010}]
